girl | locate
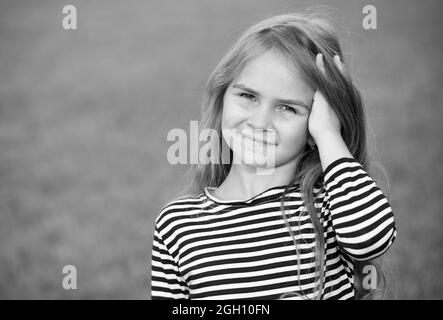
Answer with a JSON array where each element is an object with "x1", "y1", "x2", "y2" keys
[{"x1": 150, "y1": 11, "x2": 396, "y2": 300}]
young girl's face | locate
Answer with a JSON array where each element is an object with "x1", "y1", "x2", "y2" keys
[{"x1": 221, "y1": 50, "x2": 315, "y2": 169}]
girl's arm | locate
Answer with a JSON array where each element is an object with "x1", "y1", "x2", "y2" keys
[
  {"x1": 316, "y1": 130, "x2": 353, "y2": 172},
  {"x1": 150, "y1": 223, "x2": 190, "y2": 299},
  {"x1": 321, "y1": 155, "x2": 397, "y2": 261},
  {"x1": 309, "y1": 54, "x2": 396, "y2": 261}
]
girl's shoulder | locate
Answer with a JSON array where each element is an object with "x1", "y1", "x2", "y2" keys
[{"x1": 154, "y1": 191, "x2": 208, "y2": 226}]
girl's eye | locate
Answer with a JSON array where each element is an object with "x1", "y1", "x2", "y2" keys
[
  {"x1": 279, "y1": 105, "x2": 298, "y2": 114},
  {"x1": 239, "y1": 93, "x2": 257, "y2": 102}
]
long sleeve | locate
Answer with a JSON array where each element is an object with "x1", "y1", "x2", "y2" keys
[
  {"x1": 150, "y1": 222, "x2": 190, "y2": 299},
  {"x1": 322, "y1": 157, "x2": 397, "y2": 261}
]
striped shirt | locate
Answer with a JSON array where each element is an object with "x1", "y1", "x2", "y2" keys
[{"x1": 150, "y1": 157, "x2": 397, "y2": 300}]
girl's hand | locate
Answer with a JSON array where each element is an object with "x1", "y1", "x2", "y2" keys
[{"x1": 308, "y1": 53, "x2": 345, "y2": 145}]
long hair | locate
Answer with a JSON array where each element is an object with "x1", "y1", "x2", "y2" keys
[{"x1": 180, "y1": 10, "x2": 386, "y2": 299}]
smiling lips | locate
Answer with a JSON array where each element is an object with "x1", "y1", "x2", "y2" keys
[{"x1": 240, "y1": 128, "x2": 277, "y2": 145}]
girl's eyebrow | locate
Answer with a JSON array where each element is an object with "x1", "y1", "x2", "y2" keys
[{"x1": 232, "y1": 83, "x2": 310, "y2": 110}]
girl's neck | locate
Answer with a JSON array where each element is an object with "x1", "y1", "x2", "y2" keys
[{"x1": 214, "y1": 161, "x2": 298, "y2": 201}]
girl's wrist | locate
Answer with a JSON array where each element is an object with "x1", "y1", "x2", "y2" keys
[
  {"x1": 315, "y1": 130, "x2": 353, "y2": 171},
  {"x1": 313, "y1": 129, "x2": 342, "y2": 147}
]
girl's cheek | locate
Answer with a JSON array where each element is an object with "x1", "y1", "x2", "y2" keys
[
  {"x1": 222, "y1": 107, "x2": 244, "y2": 129},
  {"x1": 225, "y1": 101, "x2": 248, "y2": 119}
]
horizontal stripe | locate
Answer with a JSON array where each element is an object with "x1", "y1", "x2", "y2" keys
[{"x1": 150, "y1": 157, "x2": 396, "y2": 300}]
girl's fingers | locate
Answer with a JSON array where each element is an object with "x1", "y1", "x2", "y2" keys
[
  {"x1": 317, "y1": 53, "x2": 346, "y2": 76},
  {"x1": 316, "y1": 53, "x2": 326, "y2": 76},
  {"x1": 333, "y1": 54, "x2": 345, "y2": 74}
]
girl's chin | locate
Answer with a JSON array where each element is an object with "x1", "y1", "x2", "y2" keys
[{"x1": 230, "y1": 147, "x2": 277, "y2": 168}]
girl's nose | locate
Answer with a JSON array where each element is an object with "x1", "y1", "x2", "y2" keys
[{"x1": 247, "y1": 105, "x2": 273, "y2": 130}]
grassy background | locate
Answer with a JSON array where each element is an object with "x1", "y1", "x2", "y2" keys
[{"x1": 0, "y1": 0, "x2": 442, "y2": 299}]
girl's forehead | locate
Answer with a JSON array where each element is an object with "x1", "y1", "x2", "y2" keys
[{"x1": 232, "y1": 50, "x2": 312, "y2": 95}]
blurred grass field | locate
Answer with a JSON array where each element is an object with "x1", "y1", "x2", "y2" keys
[{"x1": 0, "y1": 0, "x2": 442, "y2": 299}]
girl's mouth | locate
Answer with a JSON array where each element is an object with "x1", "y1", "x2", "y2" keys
[{"x1": 240, "y1": 128, "x2": 277, "y2": 145}]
